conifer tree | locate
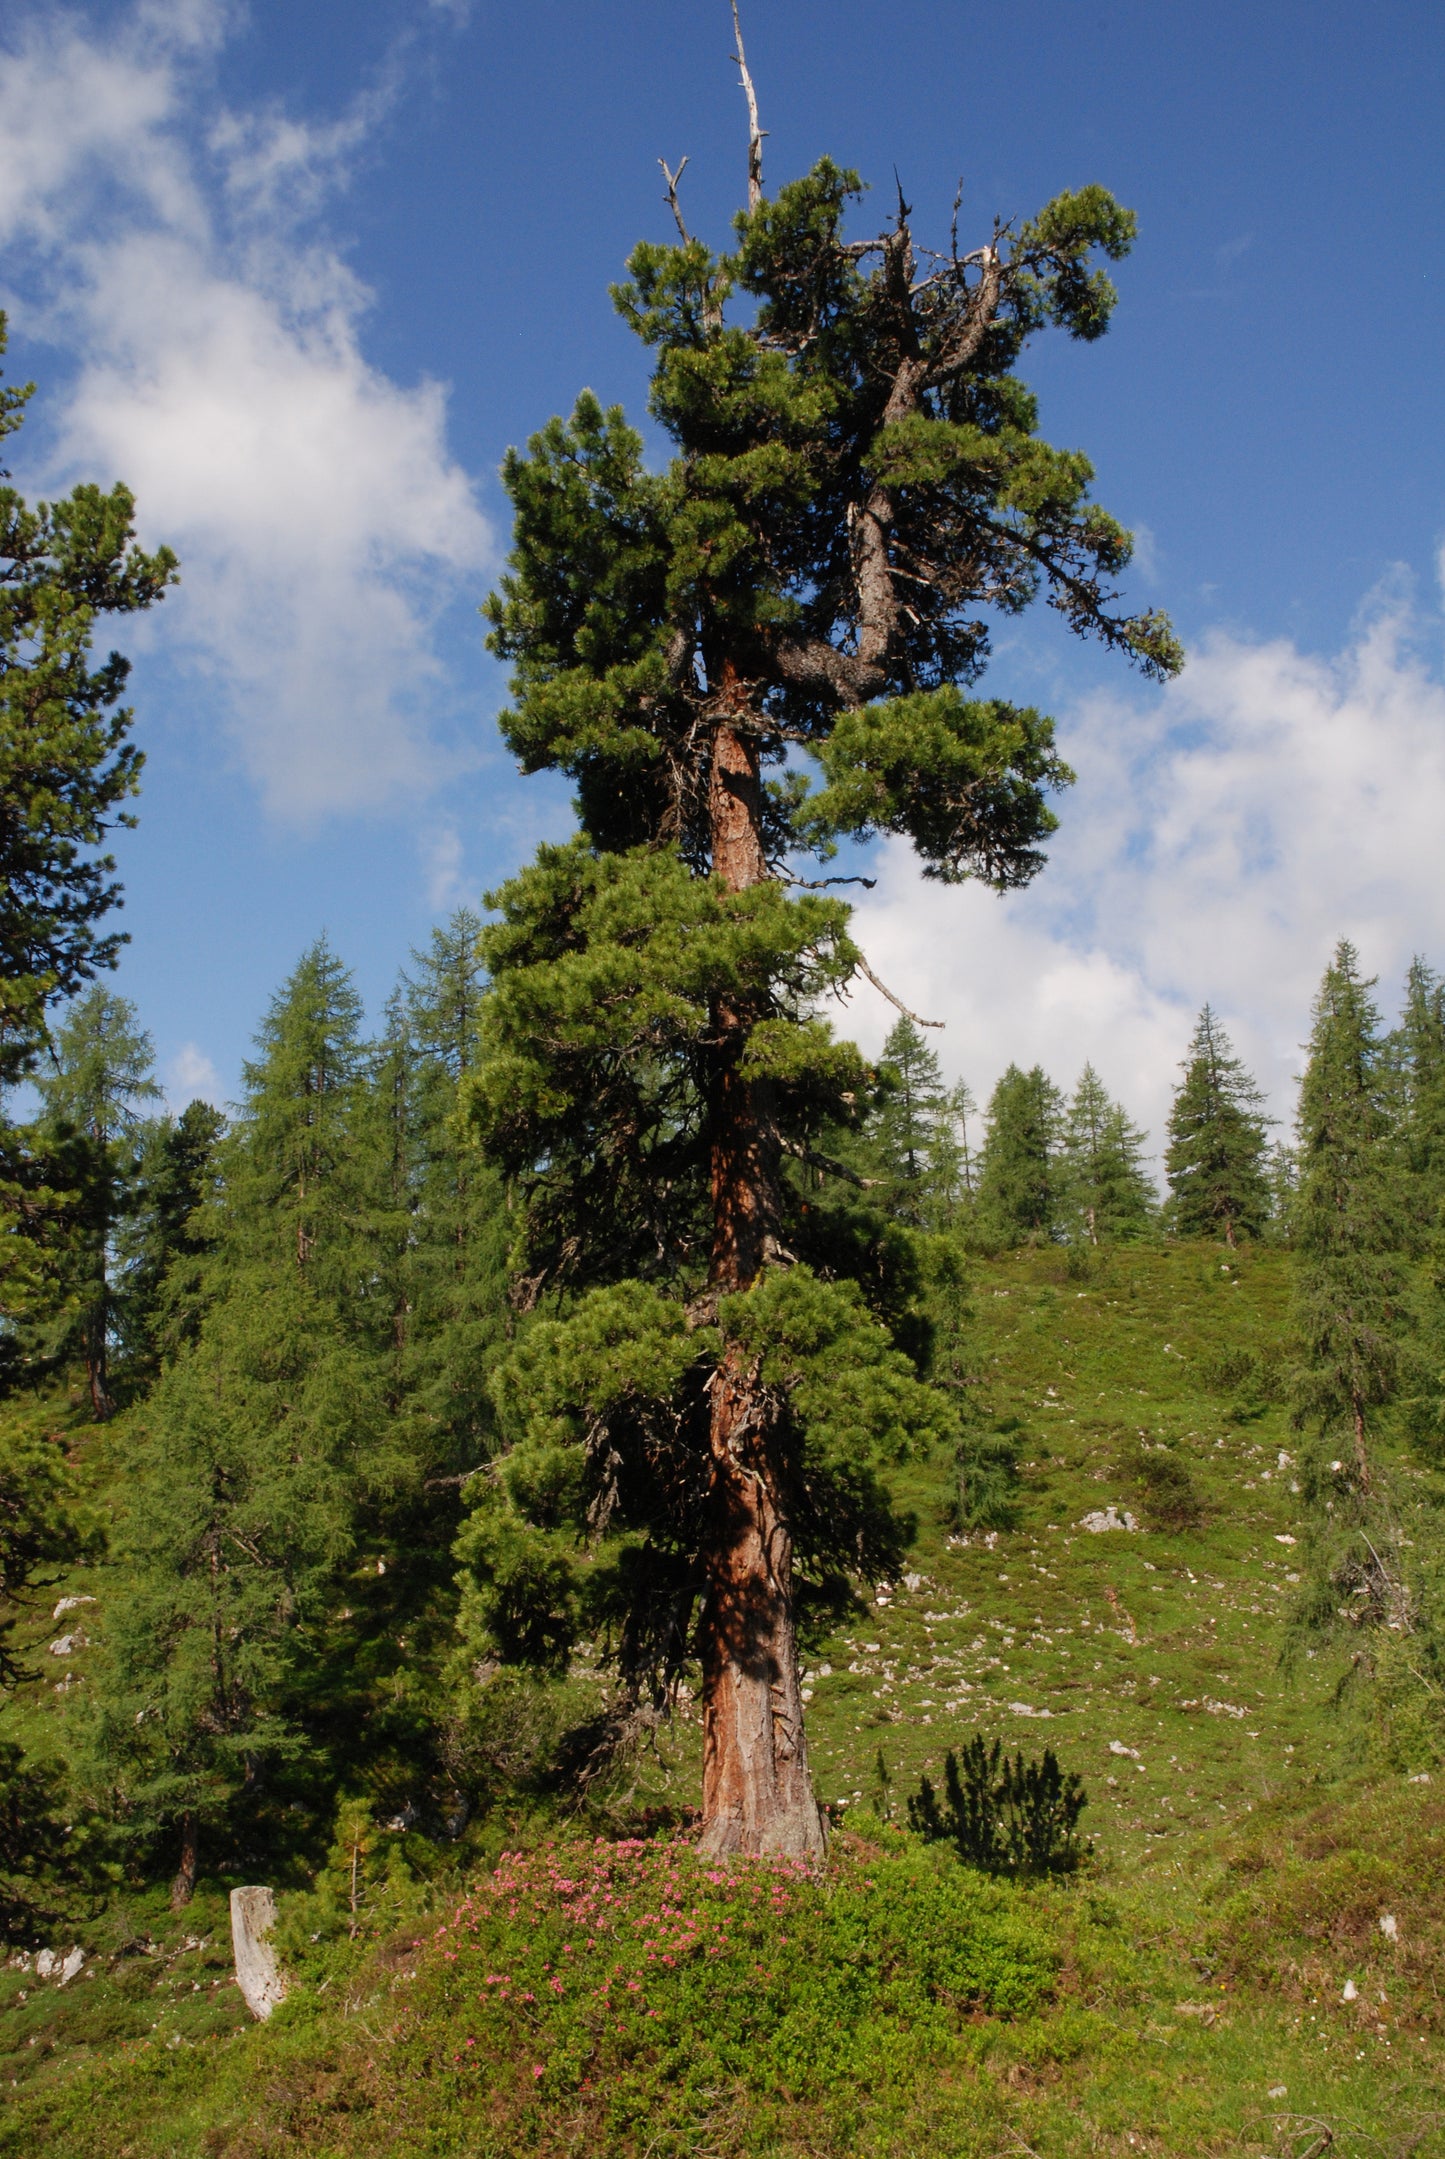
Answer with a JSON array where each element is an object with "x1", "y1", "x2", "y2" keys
[
  {"x1": 873, "y1": 1016, "x2": 949, "y2": 1226},
  {"x1": 464, "y1": 48, "x2": 1178, "y2": 1854},
  {"x1": 1389, "y1": 957, "x2": 1445, "y2": 1242},
  {"x1": 0, "y1": 315, "x2": 176, "y2": 1085},
  {"x1": 118, "y1": 1098, "x2": 226, "y2": 1373},
  {"x1": 1164, "y1": 1006, "x2": 1271, "y2": 1245},
  {"x1": 1291, "y1": 941, "x2": 1407, "y2": 1490},
  {"x1": 90, "y1": 944, "x2": 388, "y2": 1903},
  {"x1": 975, "y1": 1065, "x2": 1065, "y2": 1244},
  {"x1": 1059, "y1": 1064, "x2": 1154, "y2": 1244},
  {"x1": 0, "y1": 314, "x2": 174, "y2": 1352},
  {"x1": 226, "y1": 938, "x2": 369, "y2": 1288},
  {"x1": 927, "y1": 1080, "x2": 980, "y2": 1228},
  {"x1": 400, "y1": 911, "x2": 509, "y2": 1473},
  {"x1": 33, "y1": 987, "x2": 159, "y2": 1415}
]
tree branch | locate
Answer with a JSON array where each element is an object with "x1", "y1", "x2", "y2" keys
[
  {"x1": 785, "y1": 873, "x2": 877, "y2": 890},
  {"x1": 729, "y1": 0, "x2": 765, "y2": 212},
  {"x1": 779, "y1": 1135, "x2": 885, "y2": 1189},
  {"x1": 852, "y1": 954, "x2": 944, "y2": 1028},
  {"x1": 659, "y1": 157, "x2": 691, "y2": 243}
]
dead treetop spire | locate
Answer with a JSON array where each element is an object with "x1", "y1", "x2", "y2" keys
[{"x1": 729, "y1": 0, "x2": 765, "y2": 211}]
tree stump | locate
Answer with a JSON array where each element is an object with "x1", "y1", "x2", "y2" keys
[{"x1": 230, "y1": 1885, "x2": 287, "y2": 2020}]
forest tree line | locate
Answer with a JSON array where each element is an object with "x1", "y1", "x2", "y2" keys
[{"x1": 5, "y1": 920, "x2": 1445, "y2": 1916}]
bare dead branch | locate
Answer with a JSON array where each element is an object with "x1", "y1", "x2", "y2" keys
[
  {"x1": 729, "y1": 0, "x2": 765, "y2": 211},
  {"x1": 779, "y1": 1136, "x2": 885, "y2": 1189},
  {"x1": 785, "y1": 873, "x2": 877, "y2": 890},
  {"x1": 659, "y1": 156, "x2": 691, "y2": 243},
  {"x1": 852, "y1": 953, "x2": 944, "y2": 1028}
]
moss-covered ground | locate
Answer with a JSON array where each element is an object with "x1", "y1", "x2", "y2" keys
[{"x1": 4, "y1": 1245, "x2": 1443, "y2": 2156}]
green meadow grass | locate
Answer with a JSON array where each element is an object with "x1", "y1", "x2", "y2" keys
[{"x1": 4, "y1": 1244, "x2": 1444, "y2": 2156}]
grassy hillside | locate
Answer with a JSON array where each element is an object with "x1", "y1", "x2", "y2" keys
[{"x1": 4, "y1": 1244, "x2": 1444, "y2": 2157}]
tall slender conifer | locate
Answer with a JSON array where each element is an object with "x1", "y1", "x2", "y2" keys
[
  {"x1": 1291, "y1": 942, "x2": 1407, "y2": 1490},
  {"x1": 1164, "y1": 1007, "x2": 1271, "y2": 1245}
]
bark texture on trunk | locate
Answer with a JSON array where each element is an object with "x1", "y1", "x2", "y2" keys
[
  {"x1": 698, "y1": 1350, "x2": 826, "y2": 1859},
  {"x1": 695, "y1": 698, "x2": 826, "y2": 1860}
]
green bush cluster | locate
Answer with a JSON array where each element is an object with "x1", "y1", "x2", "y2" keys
[
  {"x1": 378, "y1": 1834, "x2": 1058, "y2": 2124},
  {"x1": 906, "y1": 1737, "x2": 1089, "y2": 1878}
]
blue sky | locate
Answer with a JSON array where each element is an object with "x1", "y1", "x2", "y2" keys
[{"x1": 2, "y1": 0, "x2": 1443, "y2": 1146}]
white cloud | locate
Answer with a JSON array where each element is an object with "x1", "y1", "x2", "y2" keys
[
  {"x1": 844, "y1": 584, "x2": 1445, "y2": 1155},
  {"x1": 162, "y1": 1039, "x2": 223, "y2": 1110},
  {"x1": 420, "y1": 820, "x2": 470, "y2": 913},
  {"x1": 0, "y1": 1, "x2": 490, "y2": 820}
]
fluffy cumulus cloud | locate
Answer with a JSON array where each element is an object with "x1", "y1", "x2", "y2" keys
[
  {"x1": 845, "y1": 588, "x2": 1445, "y2": 1153},
  {"x1": 0, "y1": 0, "x2": 489, "y2": 820},
  {"x1": 162, "y1": 1039, "x2": 223, "y2": 1111}
]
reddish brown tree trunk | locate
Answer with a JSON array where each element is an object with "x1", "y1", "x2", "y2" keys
[{"x1": 697, "y1": 693, "x2": 826, "y2": 1860}]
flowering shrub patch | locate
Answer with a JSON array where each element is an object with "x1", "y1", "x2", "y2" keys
[{"x1": 386, "y1": 1833, "x2": 1057, "y2": 2125}]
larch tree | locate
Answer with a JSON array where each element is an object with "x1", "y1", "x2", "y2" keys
[
  {"x1": 33, "y1": 987, "x2": 160, "y2": 1416},
  {"x1": 1059, "y1": 1063, "x2": 1154, "y2": 1245},
  {"x1": 923, "y1": 1078, "x2": 981, "y2": 1229},
  {"x1": 975, "y1": 1064, "x2": 1065, "y2": 1245},
  {"x1": 465, "y1": 27, "x2": 1179, "y2": 1855},
  {"x1": 1389, "y1": 956, "x2": 1445, "y2": 1243},
  {"x1": 400, "y1": 911, "x2": 510, "y2": 1477},
  {"x1": 1164, "y1": 1006, "x2": 1271, "y2": 1245},
  {"x1": 1291, "y1": 941, "x2": 1407, "y2": 1492},
  {"x1": 873, "y1": 1015, "x2": 950, "y2": 1226},
  {"x1": 117, "y1": 1097, "x2": 226, "y2": 1375},
  {"x1": 90, "y1": 943, "x2": 389, "y2": 1905}
]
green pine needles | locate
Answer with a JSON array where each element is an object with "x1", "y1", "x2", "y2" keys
[
  {"x1": 906, "y1": 1734, "x2": 1090, "y2": 1878},
  {"x1": 464, "y1": 118, "x2": 1178, "y2": 1853},
  {"x1": 1165, "y1": 1007, "x2": 1272, "y2": 1245}
]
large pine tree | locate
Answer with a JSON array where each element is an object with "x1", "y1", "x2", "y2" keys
[
  {"x1": 0, "y1": 316, "x2": 176, "y2": 1084},
  {"x1": 1164, "y1": 1006, "x2": 1271, "y2": 1244},
  {"x1": 465, "y1": 62, "x2": 1178, "y2": 1852}
]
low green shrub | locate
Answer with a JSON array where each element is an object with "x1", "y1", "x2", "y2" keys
[
  {"x1": 1122, "y1": 1440, "x2": 1205, "y2": 1530},
  {"x1": 907, "y1": 1737, "x2": 1089, "y2": 1878}
]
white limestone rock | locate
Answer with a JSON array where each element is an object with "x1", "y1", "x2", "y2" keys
[{"x1": 1076, "y1": 1506, "x2": 1139, "y2": 1534}]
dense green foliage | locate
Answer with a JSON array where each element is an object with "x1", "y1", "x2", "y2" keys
[
  {"x1": 1164, "y1": 1006, "x2": 1272, "y2": 1244},
  {"x1": 907, "y1": 1735, "x2": 1089, "y2": 1877},
  {"x1": 7, "y1": 1235, "x2": 1445, "y2": 2155},
  {"x1": 464, "y1": 143, "x2": 1182, "y2": 1848},
  {"x1": 1290, "y1": 942, "x2": 1408, "y2": 1488},
  {"x1": 975, "y1": 1063, "x2": 1065, "y2": 1242},
  {"x1": 0, "y1": 320, "x2": 176, "y2": 1086}
]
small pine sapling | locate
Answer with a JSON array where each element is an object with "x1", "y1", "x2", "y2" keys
[{"x1": 907, "y1": 1734, "x2": 1089, "y2": 1877}]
